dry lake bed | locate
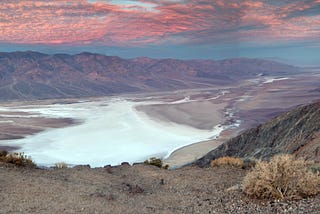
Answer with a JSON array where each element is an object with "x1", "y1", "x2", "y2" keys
[{"x1": 0, "y1": 73, "x2": 319, "y2": 168}]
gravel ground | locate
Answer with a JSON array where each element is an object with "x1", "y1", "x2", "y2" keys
[{"x1": 0, "y1": 163, "x2": 319, "y2": 213}]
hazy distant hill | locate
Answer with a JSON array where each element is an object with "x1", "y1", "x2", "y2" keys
[
  {"x1": 195, "y1": 101, "x2": 320, "y2": 166},
  {"x1": 0, "y1": 51, "x2": 300, "y2": 100}
]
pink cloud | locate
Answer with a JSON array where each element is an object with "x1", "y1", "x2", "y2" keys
[
  {"x1": 0, "y1": 0, "x2": 318, "y2": 46},
  {"x1": 238, "y1": 0, "x2": 320, "y2": 43}
]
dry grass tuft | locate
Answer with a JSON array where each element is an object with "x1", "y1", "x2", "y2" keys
[
  {"x1": 242, "y1": 154, "x2": 320, "y2": 200},
  {"x1": 0, "y1": 150, "x2": 35, "y2": 167},
  {"x1": 55, "y1": 162, "x2": 68, "y2": 169},
  {"x1": 211, "y1": 156, "x2": 244, "y2": 168}
]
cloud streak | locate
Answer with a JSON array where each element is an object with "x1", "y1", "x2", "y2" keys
[{"x1": 0, "y1": 0, "x2": 319, "y2": 46}]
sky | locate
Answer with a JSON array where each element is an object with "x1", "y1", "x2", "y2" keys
[{"x1": 0, "y1": 0, "x2": 319, "y2": 66}]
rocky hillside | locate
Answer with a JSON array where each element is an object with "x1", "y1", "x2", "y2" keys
[
  {"x1": 195, "y1": 101, "x2": 320, "y2": 167},
  {"x1": 1, "y1": 163, "x2": 319, "y2": 213},
  {"x1": 0, "y1": 51, "x2": 300, "y2": 100}
]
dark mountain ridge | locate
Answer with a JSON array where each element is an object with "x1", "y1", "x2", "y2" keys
[
  {"x1": 195, "y1": 101, "x2": 320, "y2": 167},
  {"x1": 0, "y1": 51, "x2": 300, "y2": 100}
]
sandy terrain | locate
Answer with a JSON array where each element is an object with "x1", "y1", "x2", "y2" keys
[
  {"x1": 136, "y1": 101, "x2": 226, "y2": 130},
  {"x1": 164, "y1": 129, "x2": 239, "y2": 168}
]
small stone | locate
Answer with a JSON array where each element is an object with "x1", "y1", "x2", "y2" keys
[
  {"x1": 160, "y1": 179, "x2": 165, "y2": 185},
  {"x1": 226, "y1": 184, "x2": 241, "y2": 192}
]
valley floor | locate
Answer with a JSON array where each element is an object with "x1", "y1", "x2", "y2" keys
[{"x1": 0, "y1": 73, "x2": 320, "y2": 168}]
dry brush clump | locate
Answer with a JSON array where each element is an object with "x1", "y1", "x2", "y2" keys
[
  {"x1": 0, "y1": 150, "x2": 35, "y2": 167},
  {"x1": 144, "y1": 157, "x2": 169, "y2": 169},
  {"x1": 311, "y1": 163, "x2": 320, "y2": 174},
  {"x1": 211, "y1": 156, "x2": 244, "y2": 168},
  {"x1": 242, "y1": 154, "x2": 320, "y2": 200},
  {"x1": 55, "y1": 162, "x2": 68, "y2": 169}
]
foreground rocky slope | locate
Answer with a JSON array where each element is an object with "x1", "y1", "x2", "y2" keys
[
  {"x1": 0, "y1": 163, "x2": 319, "y2": 213},
  {"x1": 0, "y1": 51, "x2": 300, "y2": 100},
  {"x1": 195, "y1": 101, "x2": 320, "y2": 167}
]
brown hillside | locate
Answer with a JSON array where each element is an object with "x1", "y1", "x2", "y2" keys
[{"x1": 195, "y1": 101, "x2": 320, "y2": 167}]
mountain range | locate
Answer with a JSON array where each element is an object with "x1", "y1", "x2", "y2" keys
[{"x1": 0, "y1": 51, "x2": 300, "y2": 100}]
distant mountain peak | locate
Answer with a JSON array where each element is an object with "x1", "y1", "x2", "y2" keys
[{"x1": 0, "y1": 51, "x2": 301, "y2": 101}]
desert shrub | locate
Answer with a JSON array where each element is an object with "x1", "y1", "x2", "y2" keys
[
  {"x1": 144, "y1": 157, "x2": 169, "y2": 169},
  {"x1": 0, "y1": 151, "x2": 35, "y2": 167},
  {"x1": 242, "y1": 158, "x2": 257, "y2": 169},
  {"x1": 310, "y1": 163, "x2": 320, "y2": 174},
  {"x1": 0, "y1": 150, "x2": 8, "y2": 158},
  {"x1": 162, "y1": 164, "x2": 169, "y2": 170},
  {"x1": 242, "y1": 154, "x2": 320, "y2": 200},
  {"x1": 0, "y1": 150, "x2": 8, "y2": 162},
  {"x1": 211, "y1": 156, "x2": 244, "y2": 167},
  {"x1": 55, "y1": 162, "x2": 68, "y2": 169}
]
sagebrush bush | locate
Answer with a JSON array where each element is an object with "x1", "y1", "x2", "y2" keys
[
  {"x1": 242, "y1": 154, "x2": 320, "y2": 200},
  {"x1": 144, "y1": 157, "x2": 169, "y2": 169},
  {"x1": 242, "y1": 158, "x2": 257, "y2": 169},
  {"x1": 0, "y1": 150, "x2": 35, "y2": 167},
  {"x1": 211, "y1": 156, "x2": 244, "y2": 167}
]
